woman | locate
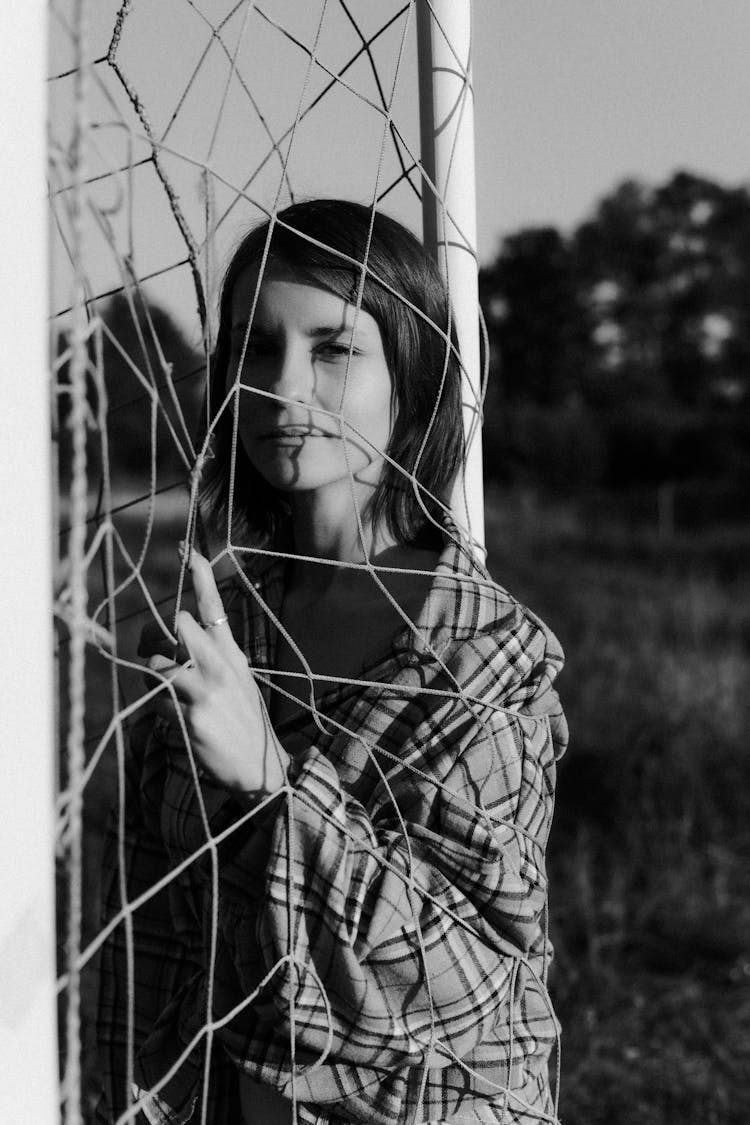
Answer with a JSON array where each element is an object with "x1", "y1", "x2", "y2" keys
[{"x1": 96, "y1": 200, "x2": 567, "y2": 1125}]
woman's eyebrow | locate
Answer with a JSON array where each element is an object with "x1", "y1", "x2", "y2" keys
[
  {"x1": 229, "y1": 322, "x2": 373, "y2": 340},
  {"x1": 306, "y1": 323, "x2": 375, "y2": 340},
  {"x1": 307, "y1": 325, "x2": 349, "y2": 338}
]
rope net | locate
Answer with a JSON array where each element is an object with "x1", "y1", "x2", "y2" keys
[{"x1": 50, "y1": 3, "x2": 562, "y2": 1123}]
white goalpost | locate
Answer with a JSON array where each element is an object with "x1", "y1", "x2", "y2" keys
[
  {"x1": 417, "y1": 0, "x2": 484, "y2": 551},
  {"x1": 37, "y1": 3, "x2": 514, "y2": 1122},
  {"x1": 0, "y1": 1, "x2": 59, "y2": 1122}
]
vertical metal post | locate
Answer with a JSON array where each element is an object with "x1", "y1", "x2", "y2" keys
[
  {"x1": 417, "y1": 0, "x2": 484, "y2": 552},
  {"x1": 0, "y1": 1, "x2": 59, "y2": 1122}
]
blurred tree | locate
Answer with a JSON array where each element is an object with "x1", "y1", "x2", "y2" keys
[
  {"x1": 574, "y1": 178, "x2": 666, "y2": 402},
  {"x1": 99, "y1": 292, "x2": 203, "y2": 478},
  {"x1": 574, "y1": 172, "x2": 750, "y2": 407},
  {"x1": 482, "y1": 171, "x2": 750, "y2": 411},
  {"x1": 479, "y1": 170, "x2": 750, "y2": 496},
  {"x1": 56, "y1": 291, "x2": 204, "y2": 488},
  {"x1": 480, "y1": 226, "x2": 588, "y2": 406},
  {"x1": 653, "y1": 171, "x2": 750, "y2": 406}
]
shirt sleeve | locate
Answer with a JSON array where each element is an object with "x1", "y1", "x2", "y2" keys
[{"x1": 211, "y1": 643, "x2": 565, "y2": 1117}]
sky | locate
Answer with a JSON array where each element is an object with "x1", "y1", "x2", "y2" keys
[
  {"x1": 45, "y1": 0, "x2": 750, "y2": 327},
  {"x1": 472, "y1": 0, "x2": 750, "y2": 257}
]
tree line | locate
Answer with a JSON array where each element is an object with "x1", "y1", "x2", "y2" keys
[
  {"x1": 479, "y1": 170, "x2": 750, "y2": 507},
  {"x1": 55, "y1": 293, "x2": 204, "y2": 490},
  {"x1": 57, "y1": 170, "x2": 750, "y2": 520}
]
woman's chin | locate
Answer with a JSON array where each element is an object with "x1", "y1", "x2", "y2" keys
[
  {"x1": 246, "y1": 447, "x2": 381, "y2": 496},
  {"x1": 248, "y1": 458, "x2": 341, "y2": 494}
]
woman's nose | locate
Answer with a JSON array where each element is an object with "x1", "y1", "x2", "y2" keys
[{"x1": 269, "y1": 343, "x2": 311, "y2": 404}]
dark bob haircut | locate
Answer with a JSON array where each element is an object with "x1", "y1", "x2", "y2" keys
[{"x1": 200, "y1": 198, "x2": 464, "y2": 548}]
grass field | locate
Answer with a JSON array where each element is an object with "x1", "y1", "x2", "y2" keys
[
  {"x1": 62, "y1": 483, "x2": 750, "y2": 1122},
  {"x1": 484, "y1": 486, "x2": 750, "y2": 1124}
]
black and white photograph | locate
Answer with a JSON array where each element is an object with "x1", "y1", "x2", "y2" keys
[{"x1": 2, "y1": 3, "x2": 749, "y2": 1123}]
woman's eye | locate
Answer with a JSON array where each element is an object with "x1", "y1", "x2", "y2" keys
[{"x1": 316, "y1": 342, "x2": 356, "y2": 362}]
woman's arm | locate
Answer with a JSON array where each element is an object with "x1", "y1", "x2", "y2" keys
[{"x1": 217, "y1": 695, "x2": 560, "y2": 1073}]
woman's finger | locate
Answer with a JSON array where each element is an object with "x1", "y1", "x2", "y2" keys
[
  {"x1": 190, "y1": 551, "x2": 227, "y2": 629},
  {"x1": 188, "y1": 551, "x2": 248, "y2": 672},
  {"x1": 146, "y1": 653, "x2": 204, "y2": 702},
  {"x1": 176, "y1": 609, "x2": 226, "y2": 681},
  {"x1": 146, "y1": 653, "x2": 180, "y2": 676},
  {"x1": 143, "y1": 655, "x2": 179, "y2": 699}
]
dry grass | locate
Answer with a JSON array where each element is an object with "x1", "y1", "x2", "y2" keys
[{"x1": 485, "y1": 486, "x2": 750, "y2": 1124}]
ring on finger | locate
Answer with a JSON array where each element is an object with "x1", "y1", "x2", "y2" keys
[{"x1": 204, "y1": 614, "x2": 229, "y2": 631}]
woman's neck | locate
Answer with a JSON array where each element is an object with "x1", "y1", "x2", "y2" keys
[
  {"x1": 287, "y1": 484, "x2": 390, "y2": 565},
  {"x1": 285, "y1": 486, "x2": 399, "y2": 599}
]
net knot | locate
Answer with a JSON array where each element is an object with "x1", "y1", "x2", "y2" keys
[{"x1": 190, "y1": 448, "x2": 211, "y2": 488}]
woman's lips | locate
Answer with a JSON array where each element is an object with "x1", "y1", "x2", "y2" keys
[{"x1": 258, "y1": 425, "x2": 334, "y2": 440}]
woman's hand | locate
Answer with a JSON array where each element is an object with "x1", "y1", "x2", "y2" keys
[{"x1": 143, "y1": 550, "x2": 289, "y2": 797}]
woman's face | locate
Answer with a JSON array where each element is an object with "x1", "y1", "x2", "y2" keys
[{"x1": 228, "y1": 268, "x2": 394, "y2": 498}]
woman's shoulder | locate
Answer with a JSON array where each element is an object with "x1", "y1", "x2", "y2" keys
[
  {"x1": 416, "y1": 529, "x2": 565, "y2": 722},
  {"x1": 429, "y1": 527, "x2": 561, "y2": 651}
]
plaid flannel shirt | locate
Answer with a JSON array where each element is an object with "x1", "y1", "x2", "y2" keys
[{"x1": 96, "y1": 527, "x2": 567, "y2": 1125}]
